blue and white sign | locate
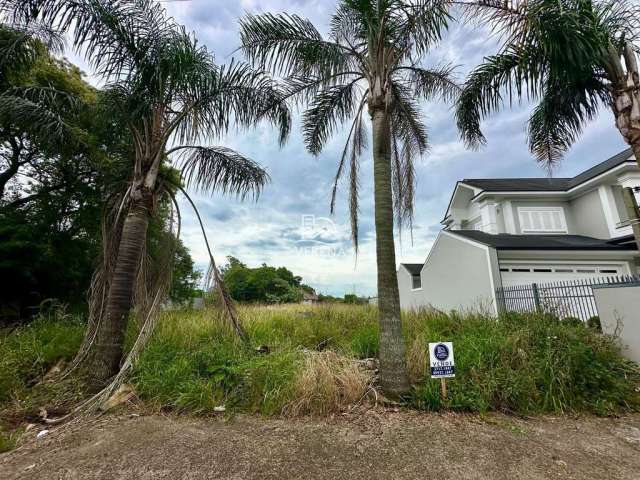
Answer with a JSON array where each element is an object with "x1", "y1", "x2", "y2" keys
[{"x1": 429, "y1": 342, "x2": 455, "y2": 378}]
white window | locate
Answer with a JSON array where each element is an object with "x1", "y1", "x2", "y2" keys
[
  {"x1": 467, "y1": 217, "x2": 483, "y2": 231},
  {"x1": 411, "y1": 274, "x2": 421, "y2": 290},
  {"x1": 517, "y1": 207, "x2": 568, "y2": 233}
]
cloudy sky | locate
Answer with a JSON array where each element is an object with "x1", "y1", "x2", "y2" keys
[{"x1": 78, "y1": 0, "x2": 628, "y2": 297}]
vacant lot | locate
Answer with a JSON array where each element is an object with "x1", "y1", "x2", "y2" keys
[{"x1": 2, "y1": 411, "x2": 640, "y2": 479}]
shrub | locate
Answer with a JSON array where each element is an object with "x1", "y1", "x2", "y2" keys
[
  {"x1": 408, "y1": 311, "x2": 640, "y2": 415},
  {"x1": 587, "y1": 316, "x2": 602, "y2": 332},
  {"x1": 562, "y1": 316, "x2": 583, "y2": 327}
]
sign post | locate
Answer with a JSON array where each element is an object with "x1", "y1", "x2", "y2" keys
[{"x1": 429, "y1": 342, "x2": 455, "y2": 400}]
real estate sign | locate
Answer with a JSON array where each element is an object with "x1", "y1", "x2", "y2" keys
[{"x1": 429, "y1": 342, "x2": 455, "y2": 378}]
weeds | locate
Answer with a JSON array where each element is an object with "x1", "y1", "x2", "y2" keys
[{"x1": 1, "y1": 305, "x2": 638, "y2": 422}]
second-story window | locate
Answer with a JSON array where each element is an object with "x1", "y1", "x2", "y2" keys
[
  {"x1": 518, "y1": 207, "x2": 568, "y2": 233},
  {"x1": 411, "y1": 274, "x2": 421, "y2": 289}
]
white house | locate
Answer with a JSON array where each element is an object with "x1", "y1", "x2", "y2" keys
[{"x1": 398, "y1": 148, "x2": 640, "y2": 313}]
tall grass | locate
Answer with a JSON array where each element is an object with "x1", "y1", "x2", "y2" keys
[
  {"x1": 0, "y1": 315, "x2": 84, "y2": 405},
  {"x1": 1, "y1": 304, "x2": 638, "y2": 419}
]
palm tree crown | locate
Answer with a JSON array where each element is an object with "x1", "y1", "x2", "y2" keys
[
  {"x1": 5, "y1": 0, "x2": 291, "y2": 199},
  {"x1": 456, "y1": 0, "x2": 640, "y2": 167},
  {"x1": 240, "y1": 0, "x2": 460, "y2": 247}
]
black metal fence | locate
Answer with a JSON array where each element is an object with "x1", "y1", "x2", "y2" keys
[{"x1": 496, "y1": 275, "x2": 640, "y2": 320}]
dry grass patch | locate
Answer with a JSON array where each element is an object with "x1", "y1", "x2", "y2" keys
[{"x1": 284, "y1": 351, "x2": 373, "y2": 416}]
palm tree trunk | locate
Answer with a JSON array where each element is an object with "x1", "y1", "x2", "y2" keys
[
  {"x1": 84, "y1": 201, "x2": 149, "y2": 387},
  {"x1": 370, "y1": 107, "x2": 410, "y2": 397},
  {"x1": 611, "y1": 43, "x2": 640, "y2": 253}
]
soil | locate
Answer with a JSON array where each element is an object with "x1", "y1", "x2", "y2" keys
[{"x1": 1, "y1": 410, "x2": 639, "y2": 479}]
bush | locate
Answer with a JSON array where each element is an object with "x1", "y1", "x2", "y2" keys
[
  {"x1": 587, "y1": 316, "x2": 602, "y2": 333},
  {"x1": 408, "y1": 311, "x2": 640, "y2": 415},
  {"x1": 562, "y1": 316, "x2": 583, "y2": 327}
]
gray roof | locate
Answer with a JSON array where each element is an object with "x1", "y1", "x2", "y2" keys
[
  {"x1": 449, "y1": 230, "x2": 637, "y2": 251},
  {"x1": 401, "y1": 263, "x2": 423, "y2": 275},
  {"x1": 462, "y1": 148, "x2": 633, "y2": 193}
]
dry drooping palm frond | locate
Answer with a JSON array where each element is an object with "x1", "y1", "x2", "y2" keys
[{"x1": 177, "y1": 185, "x2": 248, "y2": 343}]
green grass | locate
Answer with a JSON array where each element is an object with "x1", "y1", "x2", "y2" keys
[
  {"x1": 0, "y1": 315, "x2": 85, "y2": 405},
  {"x1": 1, "y1": 304, "x2": 638, "y2": 420}
]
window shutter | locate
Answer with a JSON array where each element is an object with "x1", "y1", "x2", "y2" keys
[{"x1": 518, "y1": 207, "x2": 567, "y2": 233}]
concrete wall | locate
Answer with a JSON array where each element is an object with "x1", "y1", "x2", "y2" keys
[
  {"x1": 398, "y1": 266, "x2": 425, "y2": 310},
  {"x1": 399, "y1": 232, "x2": 498, "y2": 313},
  {"x1": 594, "y1": 284, "x2": 640, "y2": 363},
  {"x1": 570, "y1": 189, "x2": 610, "y2": 239}
]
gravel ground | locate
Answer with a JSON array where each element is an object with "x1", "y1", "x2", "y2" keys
[{"x1": 1, "y1": 410, "x2": 640, "y2": 479}]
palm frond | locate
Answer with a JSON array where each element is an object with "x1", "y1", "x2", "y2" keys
[
  {"x1": 348, "y1": 126, "x2": 360, "y2": 253},
  {"x1": 330, "y1": 95, "x2": 368, "y2": 215},
  {"x1": 329, "y1": 0, "x2": 370, "y2": 47},
  {"x1": 0, "y1": 88, "x2": 81, "y2": 145},
  {"x1": 389, "y1": 82, "x2": 427, "y2": 235},
  {"x1": 172, "y1": 146, "x2": 270, "y2": 200},
  {"x1": 395, "y1": 0, "x2": 453, "y2": 56},
  {"x1": 302, "y1": 79, "x2": 364, "y2": 155},
  {"x1": 391, "y1": 131, "x2": 416, "y2": 236},
  {"x1": 0, "y1": 22, "x2": 63, "y2": 72},
  {"x1": 396, "y1": 64, "x2": 461, "y2": 103},
  {"x1": 391, "y1": 82, "x2": 429, "y2": 157},
  {"x1": 456, "y1": 44, "x2": 545, "y2": 149},
  {"x1": 6, "y1": 0, "x2": 174, "y2": 81},
  {"x1": 175, "y1": 60, "x2": 291, "y2": 147},
  {"x1": 457, "y1": 0, "x2": 528, "y2": 41},
  {"x1": 527, "y1": 74, "x2": 608, "y2": 168},
  {"x1": 240, "y1": 12, "x2": 355, "y2": 78},
  {"x1": 282, "y1": 72, "x2": 364, "y2": 108}
]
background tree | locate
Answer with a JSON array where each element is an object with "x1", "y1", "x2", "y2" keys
[
  {"x1": 456, "y1": 0, "x2": 640, "y2": 245},
  {"x1": 168, "y1": 239, "x2": 202, "y2": 305},
  {"x1": 240, "y1": 0, "x2": 460, "y2": 395},
  {"x1": 219, "y1": 256, "x2": 314, "y2": 304},
  {"x1": 5, "y1": 0, "x2": 290, "y2": 388},
  {"x1": 0, "y1": 31, "x2": 202, "y2": 324}
]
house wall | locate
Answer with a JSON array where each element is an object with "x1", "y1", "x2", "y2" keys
[
  {"x1": 594, "y1": 284, "x2": 640, "y2": 363},
  {"x1": 466, "y1": 192, "x2": 611, "y2": 238},
  {"x1": 570, "y1": 189, "x2": 610, "y2": 239},
  {"x1": 399, "y1": 232, "x2": 498, "y2": 313},
  {"x1": 397, "y1": 266, "x2": 425, "y2": 310}
]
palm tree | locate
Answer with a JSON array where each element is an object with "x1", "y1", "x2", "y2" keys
[
  {"x1": 5, "y1": 0, "x2": 290, "y2": 387},
  {"x1": 240, "y1": 0, "x2": 460, "y2": 396},
  {"x1": 455, "y1": 0, "x2": 640, "y2": 245}
]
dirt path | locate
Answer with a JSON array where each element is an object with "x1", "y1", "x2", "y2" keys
[{"x1": 1, "y1": 410, "x2": 640, "y2": 479}]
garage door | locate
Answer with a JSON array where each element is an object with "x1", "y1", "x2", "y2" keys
[{"x1": 499, "y1": 263, "x2": 623, "y2": 287}]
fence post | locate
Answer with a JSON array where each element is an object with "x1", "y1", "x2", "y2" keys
[{"x1": 532, "y1": 283, "x2": 541, "y2": 313}]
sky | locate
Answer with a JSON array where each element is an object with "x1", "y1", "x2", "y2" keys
[{"x1": 73, "y1": 0, "x2": 628, "y2": 297}]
